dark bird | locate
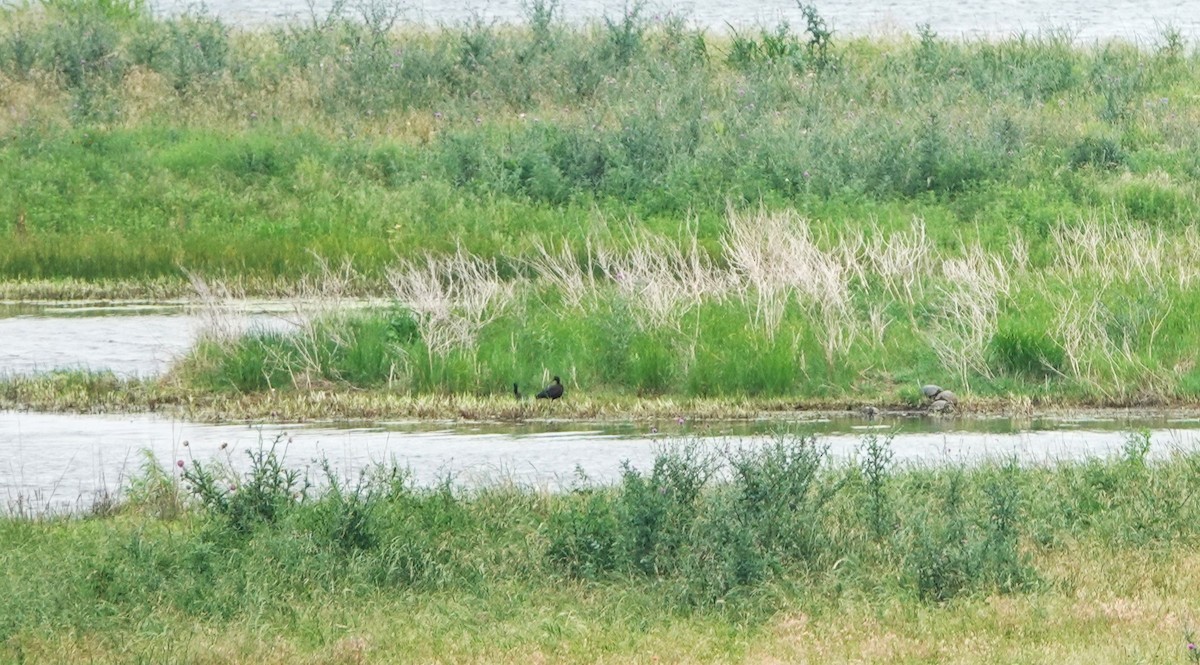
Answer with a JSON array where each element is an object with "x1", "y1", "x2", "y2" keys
[
  {"x1": 536, "y1": 376, "x2": 564, "y2": 400},
  {"x1": 513, "y1": 382, "x2": 521, "y2": 399}
]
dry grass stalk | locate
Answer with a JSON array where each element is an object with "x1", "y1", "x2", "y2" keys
[
  {"x1": 723, "y1": 207, "x2": 858, "y2": 366},
  {"x1": 1051, "y1": 220, "x2": 1171, "y2": 289},
  {"x1": 387, "y1": 247, "x2": 514, "y2": 357},
  {"x1": 862, "y1": 217, "x2": 933, "y2": 305},
  {"x1": 527, "y1": 238, "x2": 601, "y2": 310},
  {"x1": 597, "y1": 228, "x2": 732, "y2": 331},
  {"x1": 185, "y1": 269, "x2": 244, "y2": 343},
  {"x1": 926, "y1": 244, "x2": 1010, "y2": 386}
]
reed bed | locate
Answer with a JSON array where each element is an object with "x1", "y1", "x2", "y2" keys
[
  {"x1": 1, "y1": 1, "x2": 1198, "y2": 286},
  {"x1": 166, "y1": 207, "x2": 1200, "y2": 406}
]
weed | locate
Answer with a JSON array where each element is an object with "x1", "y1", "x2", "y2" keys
[
  {"x1": 181, "y1": 434, "x2": 309, "y2": 534},
  {"x1": 860, "y1": 433, "x2": 894, "y2": 540}
]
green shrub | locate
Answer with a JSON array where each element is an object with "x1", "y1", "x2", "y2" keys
[
  {"x1": 730, "y1": 433, "x2": 838, "y2": 564},
  {"x1": 182, "y1": 437, "x2": 309, "y2": 534},
  {"x1": 1069, "y1": 135, "x2": 1126, "y2": 169},
  {"x1": 546, "y1": 484, "x2": 619, "y2": 579},
  {"x1": 614, "y1": 447, "x2": 713, "y2": 575}
]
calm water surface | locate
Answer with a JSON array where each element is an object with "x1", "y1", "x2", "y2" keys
[
  {"x1": 4, "y1": 410, "x2": 1199, "y2": 514},
  {"x1": 0, "y1": 300, "x2": 326, "y2": 377},
  {"x1": 151, "y1": 0, "x2": 1200, "y2": 42}
]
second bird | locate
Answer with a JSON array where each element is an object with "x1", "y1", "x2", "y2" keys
[{"x1": 536, "y1": 376, "x2": 564, "y2": 400}]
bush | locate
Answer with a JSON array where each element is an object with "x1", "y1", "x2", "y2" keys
[
  {"x1": 1069, "y1": 135, "x2": 1126, "y2": 169},
  {"x1": 904, "y1": 463, "x2": 1036, "y2": 602},
  {"x1": 729, "y1": 433, "x2": 838, "y2": 564},
  {"x1": 613, "y1": 446, "x2": 713, "y2": 575},
  {"x1": 546, "y1": 484, "x2": 619, "y2": 579},
  {"x1": 182, "y1": 437, "x2": 309, "y2": 534}
]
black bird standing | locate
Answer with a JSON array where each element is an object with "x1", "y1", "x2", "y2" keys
[{"x1": 536, "y1": 376, "x2": 564, "y2": 400}]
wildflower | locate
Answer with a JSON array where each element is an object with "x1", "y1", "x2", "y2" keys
[
  {"x1": 176, "y1": 459, "x2": 185, "y2": 468},
  {"x1": 434, "y1": 112, "x2": 443, "y2": 119},
  {"x1": 803, "y1": 170, "x2": 811, "y2": 179},
  {"x1": 182, "y1": 440, "x2": 189, "y2": 447},
  {"x1": 220, "y1": 442, "x2": 228, "y2": 450},
  {"x1": 1190, "y1": 643, "x2": 1196, "y2": 651},
  {"x1": 676, "y1": 417, "x2": 685, "y2": 425}
]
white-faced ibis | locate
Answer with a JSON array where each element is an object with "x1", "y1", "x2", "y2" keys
[{"x1": 536, "y1": 376, "x2": 564, "y2": 400}]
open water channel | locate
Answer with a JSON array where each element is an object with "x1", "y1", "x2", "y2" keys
[
  {"x1": 150, "y1": 0, "x2": 1200, "y2": 43},
  {"x1": 4, "y1": 302, "x2": 1200, "y2": 514}
]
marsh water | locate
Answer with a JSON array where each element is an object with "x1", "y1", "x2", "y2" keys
[
  {"x1": 5, "y1": 409, "x2": 1200, "y2": 514},
  {"x1": 150, "y1": 0, "x2": 1200, "y2": 43},
  {"x1": 0, "y1": 300, "x2": 327, "y2": 377}
]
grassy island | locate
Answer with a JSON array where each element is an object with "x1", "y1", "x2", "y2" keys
[{"x1": 5, "y1": 0, "x2": 1200, "y2": 412}]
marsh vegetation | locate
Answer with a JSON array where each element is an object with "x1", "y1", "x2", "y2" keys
[
  {"x1": 3, "y1": 1, "x2": 1199, "y2": 409},
  {"x1": 4, "y1": 431, "x2": 1200, "y2": 662}
]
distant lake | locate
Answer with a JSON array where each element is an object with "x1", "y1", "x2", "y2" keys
[{"x1": 151, "y1": 0, "x2": 1199, "y2": 43}]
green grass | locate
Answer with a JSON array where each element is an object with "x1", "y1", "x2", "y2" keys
[
  {"x1": 1, "y1": 4, "x2": 1199, "y2": 284},
  {"x1": 4, "y1": 432, "x2": 1200, "y2": 662}
]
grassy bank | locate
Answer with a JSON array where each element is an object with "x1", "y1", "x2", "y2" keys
[
  {"x1": 3, "y1": 433, "x2": 1200, "y2": 662},
  {"x1": 0, "y1": 2, "x2": 1198, "y2": 284}
]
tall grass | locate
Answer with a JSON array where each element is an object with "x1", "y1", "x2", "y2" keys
[
  {"x1": 173, "y1": 208, "x2": 1200, "y2": 404},
  {"x1": 3, "y1": 433, "x2": 1200, "y2": 661}
]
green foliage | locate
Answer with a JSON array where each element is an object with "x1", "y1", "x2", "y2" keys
[
  {"x1": 904, "y1": 463, "x2": 1036, "y2": 602},
  {"x1": 860, "y1": 434, "x2": 894, "y2": 540},
  {"x1": 182, "y1": 436, "x2": 310, "y2": 534},
  {"x1": 137, "y1": 12, "x2": 230, "y2": 94},
  {"x1": 5, "y1": 433, "x2": 1200, "y2": 658},
  {"x1": 1069, "y1": 135, "x2": 1127, "y2": 170},
  {"x1": 546, "y1": 481, "x2": 618, "y2": 579},
  {"x1": 40, "y1": 0, "x2": 148, "y2": 22},
  {"x1": 0, "y1": 10, "x2": 1197, "y2": 289},
  {"x1": 988, "y1": 322, "x2": 1065, "y2": 379},
  {"x1": 601, "y1": 2, "x2": 646, "y2": 66}
]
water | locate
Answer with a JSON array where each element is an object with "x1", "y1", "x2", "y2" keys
[
  {"x1": 150, "y1": 0, "x2": 1200, "y2": 43},
  {"x1": 0, "y1": 300, "x2": 312, "y2": 378},
  {"x1": 3, "y1": 410, "x2": 1198, "y2": 514}
]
